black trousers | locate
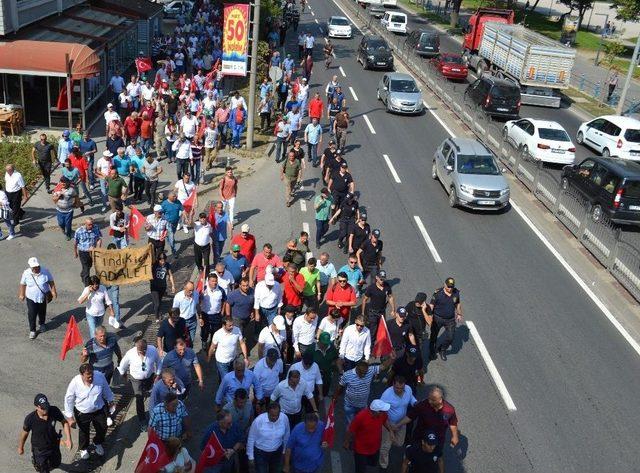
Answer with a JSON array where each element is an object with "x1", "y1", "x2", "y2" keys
[
  {"x1": 285, "y1": 410, "x2": 302, "y2": 431},
  {"x1": 32, "y1": 447, "x2": 61, "y2": 473},
  {"x1": 78, "y1": 250, "x2": 93, "y2": 286},
  {"x1": 145, "y1": 180, "x2": 158, "y2": 205},
  {"x1": 133, "y1": 176, "x2": 145, "y2": 201},
  {"x1": 354, "y1": 451, "x2": 379, "y2": 473},
  {"x1": 37, "y1": 161, "x2": 52, "y2": 190},
  {"x1": 429, "y1": 316, "x2": 456, "y2": 355},
  {"x1": 6, "y1": 190, "x2": 23, "y2": 225},
  {"x1": 366, "y1": 309, "x2": 384, "y2": 341},
  {"x1": 338, "y1": 218, "x2": 352, "y2": 247},
  {"x1": 200, "y1": 312, "x2": 222, "y2": 348},
  {"x1": 194, "y1": 242, "x2": 211, "y2": 272},
  {"x1": 149, "y1": 238, "x2": 165, "y2": 261},
  {"x1": 332, "y1": 191, "x2": 346, "y2": 210},
  {"x1": 260, "y1": 112, "x2": 271, "y2": 130},
  {"x1": 74, "y1": 408, "x2": 107, "y2": 451},
  {"x1": 26, "y1": 298, "x2": 47, "y2": 331},
  {"x1": 151, "y1": 288, "x2": 166, "y2": 319}
]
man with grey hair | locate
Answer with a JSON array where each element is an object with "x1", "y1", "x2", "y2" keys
[
  {"x1": 200, "y1": 409, "x2": 245, "y2": 472},
  {"x1": 270, "y1": 369, "x2": 317, "y2": 429},
  {"x1": 149, "y1": 367, "x2": 185, "y2": 409},
  {"x1": 4, "y1": 164, "x2": 27, "y2": 226},
  {"x1": 73, "y1": 217, "x2": 102, "y2": 285}
]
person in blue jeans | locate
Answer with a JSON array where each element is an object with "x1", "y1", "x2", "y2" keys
[
  {"x1": 230, "y1": 103, "x2": 247, "y2": 149},
  {"x1": 212, "y1": 201, "x2": 232, "y2": 262},
  {"x1": 105, "y1": 244, "x2": 123, "y2": 329},
  {"x1": 79, "y1": 132, "x2": 98, "y2": 188},
  {"x1": 53, "y1": 177, "x2": 79, "y2": 240},
  {"x1": 304, "y1": 117, "x2": 323, "y2": 167},
  {"x1": 161, "y1": 192, "x2": 183, "y2": 256}
]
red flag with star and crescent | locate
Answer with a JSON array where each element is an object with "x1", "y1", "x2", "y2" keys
[
  {"x1": 135, "y1": 429, "x2": 169, "y2": 473},
  {"x1": 195, "y1": 430, "x2": 225, "y2": 472},
  {"x1": 182, "y1": 187, "x2": 197, "y2": 215},
  {"x1": 128, "y1": 205, "x2": 145, "y2": 241},
  {"x1": 323, "y1": 399, "x2": 336, "y2": 447},
  {"x1": 372, "y1": 314, "x2": 394, "y2": 358}
]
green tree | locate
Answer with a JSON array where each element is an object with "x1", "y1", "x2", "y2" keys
[
  {"x1": 558, "y1": 0, "x2": 594, "y2": 29},
  {"x1": 450, "y1": 0, "x2": 463, "y2": 27},
  {"x1": 601, "y1": 41, "x2": 626, "y2": 70},
  {"x1": 610, "y1": 0, "x2": 640, "y2": 21}
]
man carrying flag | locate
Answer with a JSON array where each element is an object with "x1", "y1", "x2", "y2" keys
[
  {"x1": 198, "y1": 410, "x2": 243, "y2": 472},
  {"x1": 128, "y1": 205, "x2": 145, "y2": 241},
  {"x1": 135, "y1": 428, "x2": 169, "y2": 473}
]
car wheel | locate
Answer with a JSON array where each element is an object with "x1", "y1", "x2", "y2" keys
[
  {"x1": 576, "y1": 131, "x2": 584, "y2": 144},
  {"x1": 431, "y1": 161, "x2": 438, "y2": 180},
  {"x1": 449, "y1": 187, "x2": 458, "y2": 207},
  {"x1": 561, "y1": 177, "x2": 569, "y2": 191},
  {"x1": 602, "y1": 148, "x2": 610, "y2": 158},
  {"x1": 591, "y1": 204, "x2": 603, "y2": 222}
]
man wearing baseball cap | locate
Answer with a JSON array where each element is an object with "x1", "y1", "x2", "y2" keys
[
  {"x1": 401, "y1": 430, "x2": 444, "y2": 473},
  {"x1": 19, "y1": 257, "x2": 57, "y2": 339},
  {"x1": 387, "y1": 307, "x2": 418, "y2": 358},
  {"x1": 18, "y1": 394, "x2": 72, "y2": 471},
  {"x1": 344, "y1": 399, "x2": 393, "y2": 473},
  {"x1": 428, "y1": 277, "x2": 463, "y2": 361},
  {"x1": 231, "y1": 223, "x2": 256, "y2": 263}
]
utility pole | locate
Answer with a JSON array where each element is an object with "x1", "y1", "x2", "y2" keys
[
  {"x1": 246, "y1": 0, "x2": 261, "y2": 150},
  {"x1": 65, "y1": 53, "x2": 73, "y2": 130},
  {"x1": 616, "y1": 35, "x2": 640, "y2": 115}
]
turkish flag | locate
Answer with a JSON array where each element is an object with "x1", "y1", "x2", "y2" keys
[
  {"x1": 56, "y1": 81, "x2": 73, "y2": 111},
  {"x1": 196, "y1": 270, "x2": 205, "y2": 294},
  {"x1": 322, "y1": 399, "x2": 336, "y2": 447},
  {"x1": 207, "y1": 202, "x2": 216, "y2": 229},
  {"x1": 129, "y1": 205, "x2": 145, "y2": 241},
  {"x1": 59, "y1": 316, "x2": 83, "y2": 360},
  {"x1": 182, "y1": 187, "x2": 197, "y2": 214},
  {"x1": 372, "y1": 314, "x2": 393, "y2": 358},
  {"x1": 53, "y1": 181, "x2": 65, "y2": 193},
  {"x1": 195, "y1": 430, "x2": 225, "y2": 473},
  {"x1": 135, "y1": 57, "x2": 153, "y2": 73},
  {"x1": 135, "y1": 429, "x2": 170, "y2": 473}
]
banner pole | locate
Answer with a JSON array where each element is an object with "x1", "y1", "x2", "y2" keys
[{"x1": 246, "y1": 0, "x2": 261, "y2": 150}]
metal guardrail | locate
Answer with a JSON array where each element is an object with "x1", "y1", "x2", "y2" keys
[{"x1": 344, "y1": 0, "x2": 640, "y2": 302}]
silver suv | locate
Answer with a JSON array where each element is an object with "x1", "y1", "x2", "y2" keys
[{"x1": 432, "y1": 138, "x2": 510, "y2": 210}]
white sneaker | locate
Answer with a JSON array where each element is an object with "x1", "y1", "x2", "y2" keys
[
  {"x1": 107, "y1": 416, "x2": 114, "y2": 427},
  {"x1": 6, "y1": 234, "x2": 15, "y2": 240},
  {"x1": 176, "y1": 223, "x2": 182, "y2": 231},
  {"x1": 29, "y1": 331, "x2": 36, "y2": 340},
  {"x1": 108, "y1": 316, "x2": 116, "y2": 327},
  {"x1": 79, "y1": 450, "x2": 90, "y2": 460},
  {"x1": 101, "y1": 207, "x2": 107, "y2": 213},
  {"x1": 94, "y1": 444, "x2": 104, "y2": 456},
  {"x1": 183, "y1": 225, "x2": 189, "y2": 234},
  {"x1": 112, "y1": 319, "x2": 121, "y2": 329}
]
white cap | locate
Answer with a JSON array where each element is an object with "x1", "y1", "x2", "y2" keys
[
  {"x1": 153, "y1": 204, "x2": 163, "y2": 212},
  {"x1": 264, "y1": 273, "x2": 275, "y2": 284},
  {"x1": 28, "y1": 257, "x2": 40, "y2": 268},
  {"x1": 241, "y1": 223, "x2": 250, "y2": 232},
  {"x1": 370, "y1": 399, "x2": 391, "y2": 412},
  {"x1": 272, "y1": 315, "x2": 286, "y2": 330},
  {"x1": 107, "y1": 102, "x2": 113, "y2": 108},
  {"x1": 102, "y1": 150, "x2": 113, "y2": 157}
]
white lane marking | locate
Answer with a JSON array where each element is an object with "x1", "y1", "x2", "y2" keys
[
  {"x1": 467, "y1": 321, "x2": 518, "y2": 412},
  {"x1": 349, "y1": 86, "x2": 359, "y2": 101},
  {"x1": 315, "y1": 19, "x2": 319, "y2": 24},
  {"x1": 300, "y1": 199, "x2": 307, "y2": 212},
  {"x1": 331, "y1": 451, "x2": 342, "y2": 473},
  {"x1": 311, "y1": 10, "x2": 315, "y2": 16},
  {"x1": 382, "y1": 154, "x2": 401, "y2": 183},
  {"x1": 510, "y1": 200, "x2": 640, "y2": 358},
  {"x1": 331, "y1": 0, "x2": 357, "y2": 26},
  {"x1": 413, "y1": 216, "x2": 442, "y2": 263},
  {"x1": 302, "y1": 222, "x2": 310, "y2": 233},
  {"x1": 423, "y1": 101, "x2": 455, "y2": 138},
  {"x1": 362, "y1": 114, "x2": 376, "y2": 134},
  {"x1": 339, "y1": 66, "x2": 346, "y2": 77}
]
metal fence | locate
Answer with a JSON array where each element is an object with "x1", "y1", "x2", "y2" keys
[{"x1": 343, "y1": 0, "x2": 640, "y2": 302}]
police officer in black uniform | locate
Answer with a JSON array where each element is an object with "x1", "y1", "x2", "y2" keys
[
  {"x1": 328, "y1": 161, "x2": 354, "y2": 210},
  {"x1": 356, "y1": 229, "x2": 383, "y2": 285},
  {"x1": 361, "y1": 269, "x2": 395, "y2": 340},
  {"x1": 320, "y1": 140, "x2": 338, "y2": 185},
  {"x1": 330, "y1": 192, "x2": 359, "y2": 253},
  {"x1": 401, "y1": 430, "x2": 444, "y2": 473},
  {"x1": 428, "y1": 277, "x2": 463, "y2": 361},
  {"x1": 348, "y1": 212, "x2": 370, "y2": 255}
]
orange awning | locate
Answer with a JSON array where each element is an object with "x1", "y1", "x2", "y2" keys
[{"x1": 0, "y1": 40, "x2": 100, "y2": 79}]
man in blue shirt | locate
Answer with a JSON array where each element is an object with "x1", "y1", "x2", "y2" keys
[
  {"x1": 213, "y1": 201, "x2": 231, "y2": 262},
  {"x1": 284, "y1": 413, "x2": 326, "y2": 473},
  {"x1": 226, "y1": 277, "x2": 254, "y2": 333},
  {"x1": 379, "y1": 375, "x2": 417, "y2": 470},
  {"x1": 304, "y1": 118, "x2": 323, "y2": 167},
  {"x1": 223, "y1": 245, "x2": 249, "y2": 281},
  {"x1": 215, "y1": 360, "x2": 263, "y2": 408},
  {"x1": 161, "y1": 192, "x2": 183, "y2": 255},
  {"x1": 74, "y1": 217, "x2": 102, "y2": 285},
  {"x1": 161, "y1": 339, "x2": 204, "y2": 394},
  {"x1": 79, "y1": 132, "x2": 98, "y2": 188},
  {"x1": 200, "y1": 410, "x2": 245, "y2": 473},
  {"x1": 338, "y1": 257, "x2": 365, "y2": 297}
]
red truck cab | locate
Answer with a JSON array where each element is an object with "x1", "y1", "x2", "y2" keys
[{"x1": 463, "y1": 8, "x2": 514, "y2": 53}]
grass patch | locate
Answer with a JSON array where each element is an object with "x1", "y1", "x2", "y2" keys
[
  {"x1": 0, "y1": 139, "x2": 39, "y2": 190},
  {"x1": 398, "y1": 0, "x2": 450, "y2": 26},
  {"x1": 564, "y1": 86, "x2": 614, "y2": 116},
  {"x1": 610, "y1": 58, "x2": 640, "y2": 79}
]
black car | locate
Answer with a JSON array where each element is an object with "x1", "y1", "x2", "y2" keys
[
  {"x1": 405, "y1": 29, "x2": 439, "y2": 57},
  {"x1": 357, "y1": 35, "x2": 394, "y2": 70},
  {"x1": 464, "y1": 76, "x2": 521, "y2": 119},
  {"x1": 561, "y1": 157, "x2": 640, "y2": 225}
]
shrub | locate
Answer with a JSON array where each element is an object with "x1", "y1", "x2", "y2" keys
[{"x1": 0, "y1": 138, "x2": 39, "y2": 189}]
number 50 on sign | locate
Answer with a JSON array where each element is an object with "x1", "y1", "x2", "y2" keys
[{"x1": 222, "y1": 3, "x2": 250, "y2": 77}]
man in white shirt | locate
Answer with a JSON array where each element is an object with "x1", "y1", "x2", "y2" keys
[
  {"x1": 304, "y1": 32, "x2": 315, "y2": 56},
  {"x1": 172, "y1": 281, "x2": 200, "y2": 343},
  {"x1": 174, "y1": 51, "x2": 185, "y2": 73},
  {"x1": 126, "y1": 75, "x2": 141, "y2": 110},
  {"x1": 338, "y1": 314, "x2": 371, "y2": 372},
  {"x1": 253, "y1": 348, "x2": 283, "y2": 400},
  {"x1": 173, "y1": 135, "x2": 194, "y2": 181},
  {"x1": 18, "y1": 256, "x2": 57, "y2": 338},
  {"x1": 103, "y1": 103, "x2": 120, "y2": 137},
  {"x1": 270, "y1": 370, "x2": 317, "y2": 429},
  {"x1": 4, "y1": 164, "x2": 28, "y2": 226},
  {"x1": 288, "y1": 350, "x2": 323, "y2": 403},
  {"x1": 173, "y1": 172, "x2": 196, "y2": 231},
  {"x1": 118, "y1": 339, "x2": 161, "y2": 430},
  {"x1": 254, "y1": 273, "x2": 283, "y2": 326},
  {"x1": 212, "y1": 261, "x2": 235, "y2": 291},
  {"x1": 297, "y1": 79, "x2": 310, "y2": 118},
  {"x1": 247, "y1": 403, "x2": 290, "y2": 470},
  {"x1": 180, "y1": 109, "x2": 198, "y2": 139},
  {"x1": 257, "y1": 315, "x2": 286, "y2": 359},
  {"x1": 64, "y1": 363, "x2": 114, "y2": 460},
  {"x1": 208, "y1": 316, "x2": 248, "y2": 382},
  {"x1": 201, "y1": 273, "x2": 228, "y2": 352},
  {"x1": 140, "y1": 79, "x2": 155, "y2": 102},
  {"x1": 193, "y1": 211, "x2": 212, "y2": 273},
  {"x1": 230, "y1": 90, "x2": 247, "y2": 110},
  {"x1": 292, "y1": 309, "x2": 318, "y2": 359}
]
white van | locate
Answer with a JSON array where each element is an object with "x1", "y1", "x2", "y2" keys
[
  {"x1": 577, "y1": 115, "x2": 640, "y2": 160},
  {"x1": 381, "y1": 11, "x2": 407, "y2": 34}
]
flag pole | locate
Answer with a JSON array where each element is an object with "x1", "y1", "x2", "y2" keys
[{"x1": 65, "y1": 53, "x2": 74, "y2": 130}]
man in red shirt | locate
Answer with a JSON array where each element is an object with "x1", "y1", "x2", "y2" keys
[
  {"x1": 139, "y1": 111, "x2": 154, "y2": 155},
  {"x1": 69, "y1": 148, "x2": 93, "y2": 206},
  {"x1": 282, "y1": 263, "x2": 305, "y2": 311},
  {"x1": 344, "y1": 399, "x2": 393, "y2": 473},
  {"x1": 308, "y1": 92, "x2": 324, "y2": 121},
  {"x1": 231, "y1": 223, "x2": 256, "y2": 262},
  {"x1": 249, "y1": 242, "x2": 283, "y2": 287},
  {"x1": 325, "y1": 271, "x2": 357, "y2": 320},
  {"x1": 123, "y1": 111, "x2": 141, "y2": 141},
  {"x1": 398, "y1": 386, "x2": 459, "y2": 449}
]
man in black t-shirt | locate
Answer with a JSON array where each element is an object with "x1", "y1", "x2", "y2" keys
[
  {"x1": 387, "y1": 307, "x2": 417, "y2": 357},
  {"x1": 157, "y1": 308, "x2": 188, "y2": 354},
  {"x1": 361, "y1": 269, "x2": 395, "y2": 339},
  {"x1": 320, "y1": 140, "x2": 337, "y2": 184},
  {"x1": 357, "y1": 229, "x2": 384, "y2": 285},
  {"x1": 323, "y1": 148, "x2": 347, "y2": 184},
  {"x1": 401, "y1": 430, "x2": 443, "y2": 473},
  {"x1": 389, "y1": 346, "x2": 424, "y2": 392},
  {"x1": 330, "y1": 192, "x2": 359, "y2": 253},
  {"x1": 19, "y1": 394, "x2": 72, "y2": 472},
  {"x1": 32, "y1": 134, "x2": 56, "y2": 193},
  {"x1": 348, "y1": 212, "x2": 370, "y2": 255},
  {"x1": 328, "y1": 162, "x2": 354, "y2": 209}
]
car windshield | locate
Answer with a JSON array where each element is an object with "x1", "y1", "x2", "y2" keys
[
  {"x1": 538, "y1": 128, "x2": 570, "y2": 141},
  {"x1": 442, "y1": 55, "x2": 463, "y2": 64},
  {"x1": 368, "y1": 40, "x2": 388, "y2": 50},
  {"x1": 331, "y1": 18, "x2": 349, "y2": 25},
  {"x1": 457, "y1": 155, "x2": 500, "y2": 175},
  {"x1": 390, "y1": 79, "x2": 418, "y2": 93},
  {"x1": 492, "y1": 85, "x2": 520, "y2": 98},
  {"x1": 624, "y1": 129, "x2": 640, "y2": 142},
  {"x1": 390, "y1": 15, "x2": 406, "y2": 22}
]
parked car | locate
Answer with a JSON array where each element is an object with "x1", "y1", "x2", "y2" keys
[
  {"x1": 464, "y1": 75, "x2": 521, "y2": 119},
  {"x1": 357, "y1": 34, "x2": 394, "y2": 70},
  {"x1": 561, "y1": 157, "x2": 640, "y2": 224},
  {"x1": 576, "y1": 115, "x2": 640, "y2": 160},
  {"x1": 503, "y1": 118, "x2": 576, "y2": 164},
  {"x1": 163, "y1": 0, "x2": 193, "y2": 17},
  {"x1": 381, "y1": 11, "x2": 407, "y2": 34},
  {"x1": 327, "y1": 16, "x2": 352, "y2": 38},
  {"x1": 405, "y1": 30, "x2": 440, "y2": 57},
  {"x1": 376, "y1": 72, "x2": 423, "y2": 114},
  {"x1": 382, "y1": 0, "x2": 398, "y2": 6},
  {"x1": 431, "y1": 53, "x2": 468, "y2": 80},
  {"x1": 432, "y1": 137, "x2": 510, "y2": 209}
]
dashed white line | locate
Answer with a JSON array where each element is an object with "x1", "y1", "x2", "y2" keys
[
  {"x1": 315, "y1": 19, "x2": 319, "y2": 24},
  {"x1": 302, "y1": 222, "x2": 310, "y2": 233},
  {"x1": 423, "y1": 101, "x2": 455, "y2": 138},
  {"x1": 510, "y1": 200, "x2": 640, "y2": 358},
  {"x1": 362, "y1": 114, "x2": 376, "y2": 134},
  {"x1": 413, "y1": 216, "x2": 442, "y2": 263},
  {"x1": 311, "y1": 10, "x2": 315, "y2": 16},
  {"x1": 349, "y1": 86, "x2": 359, "y2": 101},
  {"x1": 300, "y1": 199, "x2": 307, "y2": 212},
  {"x1": 382, "y1": 154, "x2": 401, "y2": 183},
  {"x1": 467, "y1": 320, "x2": 517, "y2": 412},
  {"x1": 339, "y1": 66, "x2": 346, "y2": 77}
]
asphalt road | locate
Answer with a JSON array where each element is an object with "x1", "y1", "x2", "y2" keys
[{"x1": 290, "y1": 1, "x2": 640, "y2": 471}]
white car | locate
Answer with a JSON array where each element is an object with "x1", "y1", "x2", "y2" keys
[
  {"x1": 327, "y1": 16, "x2": 352, "y2": 38},
  {"x1": 381, "y1": 11, "x2": 407, "y2": 34},
  {"x1": 503, "y1": 118, "x2": 576, "y2": 164},
  {"x1": 382, "y1": 0, "x2": 398, "y2": 6},
  {"x1": 577, "y1": 115, "x2": 640, "y2": 160}
]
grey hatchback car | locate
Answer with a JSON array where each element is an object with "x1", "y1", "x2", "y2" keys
[
  {"x1": 376, "y1": 72, "x2": 423, "y2": 114},
  {"x1": 432, "y1": 138, "x2": 510, "y2": 209}
]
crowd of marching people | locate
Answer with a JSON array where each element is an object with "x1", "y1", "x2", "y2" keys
[{"x1": 13, "y1": 0, "x2": 464, "y2": 472}]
